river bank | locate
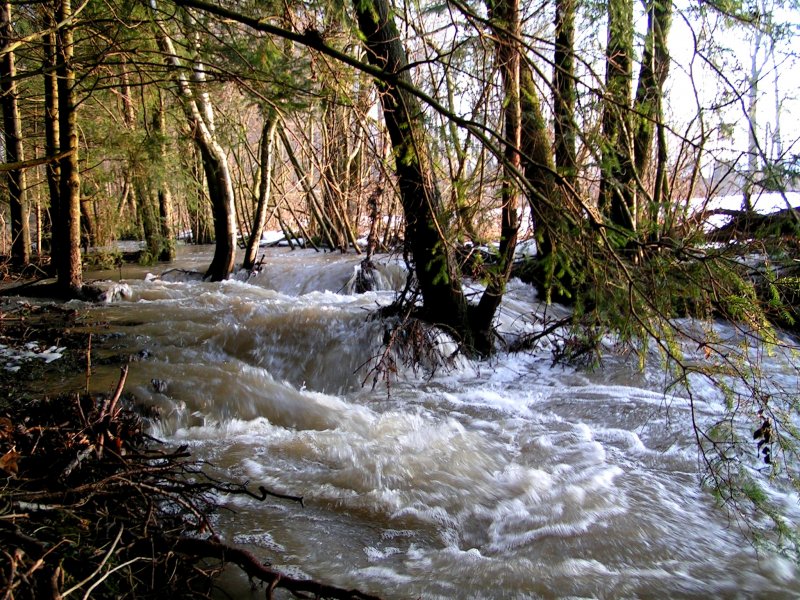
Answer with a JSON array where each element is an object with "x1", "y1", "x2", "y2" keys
[{"x1": 0, "y1": 295, "x2": 380, "y2": 599}]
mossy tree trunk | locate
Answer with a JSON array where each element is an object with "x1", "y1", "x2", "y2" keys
[
  {"x1": 353, "y1": 0, "x2": 472, "y2": 345},
  {"x1": 598, "y1": 0, "x2": 636, "y2": 237},
  {"x1": 472, "y1": 0, "x2": 523, "y2": 354},
  {"x1": 152, "y1": 91, "x2": 176, "y2": 261},
  {"x1": 633, "y1": 0, "x2": 672, "y2": 232},
  {"x1": 520, "y1": 65, "x2": 562, "y2": 263},
  {"x1": 553, "y1": 0, "x2": 577, "y2": 191}
]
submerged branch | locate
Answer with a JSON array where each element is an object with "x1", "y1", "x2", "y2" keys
[{"x1": 173, "y1": 537, "x2": 382, "y2": 600}]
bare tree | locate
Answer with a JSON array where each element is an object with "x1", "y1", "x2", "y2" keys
[{"x1": 152, "y1": 3, "x2": 236, "y2": 280}]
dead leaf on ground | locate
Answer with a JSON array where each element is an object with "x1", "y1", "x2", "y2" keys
[{"x1": 0, "y1": 447, "x2": 21, "y2": 476}]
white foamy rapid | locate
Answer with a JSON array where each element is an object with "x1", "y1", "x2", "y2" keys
[{"x1": 81, "y1": 246, "x2": 799, "y2": 599}]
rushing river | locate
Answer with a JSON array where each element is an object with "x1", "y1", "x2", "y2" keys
[{"x1": 72, "y1": 246, "x2": 800, "y2": 598}]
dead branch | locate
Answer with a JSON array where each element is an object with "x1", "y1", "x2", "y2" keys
[{"x1": 172, "y1": 537, "x2": 383, "y2": 600}]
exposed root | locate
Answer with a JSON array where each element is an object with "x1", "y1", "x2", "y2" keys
[{"x1": 362, "y1": 298, "x2": 461, "y2": 392}]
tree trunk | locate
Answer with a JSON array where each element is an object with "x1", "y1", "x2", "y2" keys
[
  {"x1": 518, "y1": 63, "x2": 568, "y2": 299},
  {"x1": 187, "y1": 146, "x2": 214, "y2": 244},
  {"x1": 55, "y1": 0, "x2": 82, "y2": 295},
  {"x1": 119, "y1": 67, "x2": 157, "y2": 260},
  {"x1": 632, "y1": 0, "x2": 672, "y2": 175},
  {"x1": 553, "y1": 0, "x2": 577, "y2": 190},
  {"x1": 138, "y1": 188, "x2": 161, "y2": 260},
  {"x1": 598, "y1": 0, "x2": 636, "y2": 235},
  {"x1": 152, "y1": 4, "x2": 236, "y2": 280},
  {"x1": 280, "y1": 128, "x2": 336, "y2": 250},
  {"x1": 632, "y1": 0, "x2": 672, "y2": 232},
  {"x1": 744, "y1": 6, "x2": 768, "y2": 213},
  {"x1": 0, "y1": 1, "x2": 31, "y2": 268},
  {"x1": 243, "y1": 110, "x2": 278, "y2": 270},
  {"x1": 199, "y1": 142, "x2": 236, "y2": 279},
  {"x1": 322, "y1": 101, "x2": 348, "y2": 251},
  {"x1": 353, "y1": 0, "x2": 471, "y2": 343},
  {"x1": 473, "y1": 0, "x2": 522, "y2": 353},
  {"x1": 43, "y1": 27, "x2": 60, "y2": 259},
  {"x1": 153, "y1": 92, "x2": 175, "y2": 261}
]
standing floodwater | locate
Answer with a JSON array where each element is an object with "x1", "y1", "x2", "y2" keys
[{"x1": 81, "y1": 246, "x2": 799, "y2": 599}]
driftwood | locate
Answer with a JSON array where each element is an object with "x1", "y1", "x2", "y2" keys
[{"x1": 172, "y1": 537, "x2": 382, "y2": 600}]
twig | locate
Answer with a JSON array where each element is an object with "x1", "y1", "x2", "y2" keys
[
  {"x1": 256, "y1": 485, "x2": 304, "y2": 507},
  {"x1": 79, "y1": 557, "x2": 149, "y2": 600},
  {"x1": 59, "y1": 446, "x2": 94, "y2": 482},
  {"x1": 61, "y1": 525, "x2": 125, "y2": 598},
  {"x1": 100, "y1": 365, "x2": 128, "y2": 421},
  {"x1": 85, "y1": 333, "x2": 92, "y2": 395}
]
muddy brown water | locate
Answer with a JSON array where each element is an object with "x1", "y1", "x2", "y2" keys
[{"x1": 8, "y1": 245, "x2": 799, "y2": 599}]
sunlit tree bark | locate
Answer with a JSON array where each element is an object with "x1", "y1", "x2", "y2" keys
[
  {"x1": 152, "y1": 4, "x2": 236, "y2": 280},
  {"x1": 42, "y1": 25, "x2": 60, "y2": 258},
  {"x1": 119, "y1": 68, "x2": 159, "y2": 260},
  {"x1": 243, "y1": 109, "x2": 278, "y2": 270},
  {"x1": 55, "y1": 0, "x2": 82, "y2": 295}
]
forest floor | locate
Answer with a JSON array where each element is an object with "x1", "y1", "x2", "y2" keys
[{"x1": 0, "y1": 300, "x2": 96, "y2": 408}]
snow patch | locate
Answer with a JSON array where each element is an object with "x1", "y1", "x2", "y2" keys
[{"x1": 0, "y1": 341, "x2": 65, "y2": 372}]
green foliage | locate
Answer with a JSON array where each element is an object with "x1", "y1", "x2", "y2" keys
[
  {"x1": 555, "y1": 229, "x2": 800, "y2": 562},
  {"x1": 213, "y1": 28, "x2": 314, "y2": 113},
  {"x1": 427, "y1": 243, "x2": 451, "y2": 286},
  {"x1": 702, "y1": 429, "x2": 800, "y2": 561},
  {"x1": 138, "y1": 246, "x2": 160, "y2": 266},
  {"x1": 83, "y1": 248, "x2": 123, "y2": 270}
]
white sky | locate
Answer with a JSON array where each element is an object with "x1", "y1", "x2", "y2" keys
[{"x1": 666, "y1": 0, "x2": 800, "y2": 177}]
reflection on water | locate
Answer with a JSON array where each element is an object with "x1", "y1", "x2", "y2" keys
[{"x1": 77, "y1": 246, "x2": 800, "y2": 598}]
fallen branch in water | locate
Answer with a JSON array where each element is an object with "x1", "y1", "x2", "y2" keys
[{"x1": 173, "y1": 537, "x2": 383, "y2": 600}]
